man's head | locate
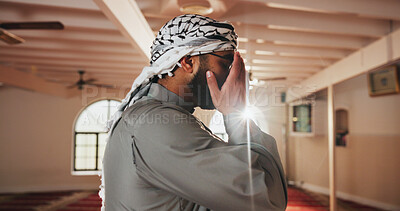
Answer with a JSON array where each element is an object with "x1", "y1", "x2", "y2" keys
[
  {"x1": 183, "y1": 50, "x2": 234, "y2": 109},
  {"x1": 108, "y1": 15, "x2": 238, "y2": 131},
  {"x1": 151, "y1": 14, "x2": 237, "y2": 109}
]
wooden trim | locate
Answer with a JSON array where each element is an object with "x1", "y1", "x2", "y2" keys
[
  {"x1": 327, "y1": 85, "x2": 337, "y2": 211},
  {"x1": 94, "y1": 0, "x2": 154, "y2": 60}
]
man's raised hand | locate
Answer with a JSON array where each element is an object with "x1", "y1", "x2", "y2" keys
[{"x1": 206, "y1": 51, "x2": 246, "y2": 115}]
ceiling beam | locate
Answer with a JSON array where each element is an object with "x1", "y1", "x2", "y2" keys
[
  {"x1": 11, "y1": 64, "x2": 143, "y2": 75},
  {"x1": 1, "y1": 46, "x2": 137, "y2": 57},
  {"x1": 0, "y1": 52, "x2": 146, "y2": 65},
  {"x1": 252, "y1": 72, "x2": 312, "y2": 78},
  {"x1": 247, "y1": 63, "x2": 323, "y2": 70},
  {"x1": 223, "y1": 3, "x2": 390, "y2": 37},
  {"x1": 249, "y1": 65, "x2": 321, "y2": 72},
  {"x1": 0, "y1": 53, "x2": 147, "y2": 67},
  {"x1": 39, "y1": 75, "x2": 134, "y2": 84},
  {"x1": 0, "y1": 0, "x2": 99, "y2": 11},
  {"x1": 258, "y1": 78, "x2": 304, "y2": 83},
  {"x1": 13, "y1": 68, "x2": 137, "y2": 83},
  {"x1": 0, "y1": 55, "x2": 145, "y2": 71},
  {"x1": 287, "y1": 27, "x2": 400, "y2": 102},
  {"x1": 43, "y1": 77, "x2": 135, "y2": 86},
  {"x1": 250, "y1": 81, "x2": 299, "y2": 89},
  {"x1": 16, "y1": 36, "x2": 135, "y2": 48},
  {"x1": 259, "y1": 0, "x2": 400, "y2": 21},
  {"x1": 247, "y1": 54, "x2": 334, "y2": 66},
  {"x1": 240, "y1": 42, "x2": 350, "y2": 59},
  {"x1": 0, "y1": 47, "x2": 142, "y2": 63},
  {"x1": 235, "y1": 25, "x2": 372, "y2": 50},
  {"x1": 0, "y1": 65, "x2": 78, "y2": 98},
  {"x1": 35, "y1": 68, "x2": 137, "y2": 76},
  {"x1": 251, "y1": 70, "x2": 316, "y2": 75},
  {"x1": 0, "y1": 2, "x2": 116, "y2": 31},
  {"x1": 36, "y1": 71, "x2": 137, "y2": 80},
  {"x1": 0, "y1": 38, "x2": 137, "y2": 54},
  {"x1": 94, "y1": 0, "x2": 154, "y2": 60},
  {"x1": 7, "y1": 27, "x2": 130, "y2": 44}
]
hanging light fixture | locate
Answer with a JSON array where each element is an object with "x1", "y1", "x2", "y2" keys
[{"x1": 178, "y1": 0, "x2": 213, "y2": 15}]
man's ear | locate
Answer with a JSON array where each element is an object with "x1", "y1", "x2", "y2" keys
[{"x1": 180, "y1": 56, "x2": 194, "y2": 73}]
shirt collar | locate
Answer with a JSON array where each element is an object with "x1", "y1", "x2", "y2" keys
[{"x1": 147, "y1": 83, "x2": 195, "y2": 113}]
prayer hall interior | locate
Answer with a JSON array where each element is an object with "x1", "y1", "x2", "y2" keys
[{"x1": 0, "y1": 0, "x2": 399, "y2": 210}]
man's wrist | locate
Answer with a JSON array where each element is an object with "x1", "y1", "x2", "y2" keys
[
  {"x1": 223, "y1": 111, "x2": 263, "y2": 145},
  {"x1": 219, "y1": 106, "x2": 245, "y2": 116}
]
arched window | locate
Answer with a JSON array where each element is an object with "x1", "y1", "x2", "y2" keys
[{"x1": 73, "y1": 99, "x2": 120, "y2": 173}]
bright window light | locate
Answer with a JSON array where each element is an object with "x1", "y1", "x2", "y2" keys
[
  {"x1": 242, "y1": 105, "x2": 260, "y2": 120},
  {"x1": 242, "y1": 107, "x2": 254, "y2": 120},
  {"x1": 240, "y1": 106, "x2": 261, "y2": 127}
]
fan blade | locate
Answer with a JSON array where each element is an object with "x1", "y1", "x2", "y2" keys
[
  {"x1": 0, "y1": 21, "x2": 64, "y2": 30},
  {"x1": 45, "y1": 78, "x2": 73, "y2": 84},
  {"x1": 0, "y1": 28, "x2": 25, "y2": 44},
  {"x1": 67, "y1": 84, "x2": 78, "y2": 89},
  {"x1": 85, "y1": 78, "x2": 97, "y2": 84},
  {"x1": 258, "y1": 77, "x2": 287, "y2": 81},
  {"x1": 88, "y1": 83, "x2": 116, "y2": 89}
]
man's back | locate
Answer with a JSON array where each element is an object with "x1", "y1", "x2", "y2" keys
[
  {"x1": 103, "y1": 83, "x2": 287, "y2": 211},
  {"x1": 104, "y1": 99, "x2": 196, "y2": 210}
]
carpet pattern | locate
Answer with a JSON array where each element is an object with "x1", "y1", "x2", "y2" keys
[{"x1": 0, "y1": 187, "x2": 383, "y2": 211}]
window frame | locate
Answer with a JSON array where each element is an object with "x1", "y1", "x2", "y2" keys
[{"x1": 71, "y1": 98, "x2": 120, "y2": 175}]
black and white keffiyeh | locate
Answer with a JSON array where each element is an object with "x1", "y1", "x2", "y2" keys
[{"x1": 99, "y1": 15, "x2": 237, "y2": 208}]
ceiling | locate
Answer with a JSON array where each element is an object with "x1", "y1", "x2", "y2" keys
[{"x1": 0, "y1": 0, "x2": 399, "y2": 92}]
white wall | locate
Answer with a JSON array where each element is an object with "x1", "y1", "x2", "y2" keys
[
  {"x1": 0, "y1": 86, "x2": 102, "y2": 193},
  {"x1": 287, "y1": 73, "x2": 400, "y2": 209}
]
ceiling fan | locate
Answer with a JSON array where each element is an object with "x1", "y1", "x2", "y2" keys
[
  {"x1": 248, "y1": 69, "x2": 286, "y2": 86},
  {"x1": 68, "y1": 70, "x2": 115, "y2": 90},
  {"x1": 0, "y1": 21, "x2": 64, "y2": 45}
]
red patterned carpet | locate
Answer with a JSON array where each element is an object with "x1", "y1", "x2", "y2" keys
[
  {"x1": 56, "y1": 193, "x2": 101, "y2": 211},
  {"x1": 287, "y1": 187, "x2": 328, "y2": 210},
  {"x1": 0, "y1": 187, "x2": 383, "y2": 211}
]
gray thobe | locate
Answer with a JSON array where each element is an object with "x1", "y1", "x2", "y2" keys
[{"x1": 103, "y1": 83, "x2": 287, "y2": 211}]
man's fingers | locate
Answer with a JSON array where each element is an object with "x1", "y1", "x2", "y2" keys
[
  {"x1": 206, "y1": 71, "x2": 220, "y2": 102},
  {"x1": 238, "y1": 56, "x2": 246, "y2": 83},
  {"x1": 226, "y1": 52, "x2": 242, "y2": 81},
  {"x1": 227, "y1": 52, "x2": 246, "y2": 83}
]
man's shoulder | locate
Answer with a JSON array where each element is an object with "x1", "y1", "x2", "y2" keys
[
  {"x1": 121, "y1": 97, "x2": 194, "y2": 126},
  {"x1": 121, "y1": 98, "x2": 204, "y2": 144}
]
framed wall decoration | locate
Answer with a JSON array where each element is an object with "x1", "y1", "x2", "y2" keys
[
  {"x1": 289, "y1": 101, "x2": 315, "y2": 136},
  {"x1": 368, "y1": 65, "x2": 400, "y2": 96}
]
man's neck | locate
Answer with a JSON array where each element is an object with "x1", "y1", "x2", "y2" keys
[{"x1": 157, "y1": 81, "x2": 196, "y2": 105}]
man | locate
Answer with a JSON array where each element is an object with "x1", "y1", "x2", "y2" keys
[{"x1": 101, "y1": 14, "x2": 287, "y2": 211}]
